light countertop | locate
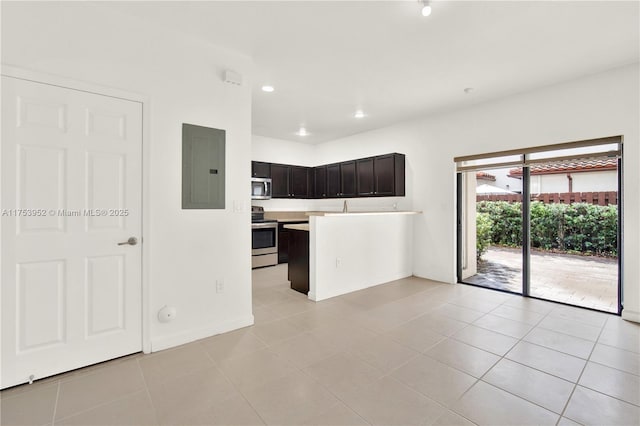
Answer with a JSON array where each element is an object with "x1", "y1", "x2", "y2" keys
[
  {"x1": 306, "y1": 210, "x2": 422, "y2": 217},
  {"x1": 283, "y1": 224, "x2": 310, "y2": 231}
]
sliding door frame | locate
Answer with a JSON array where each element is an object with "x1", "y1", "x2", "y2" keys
[{"x1": 455, "y1": 136, "x2": 623, "y2": 315}]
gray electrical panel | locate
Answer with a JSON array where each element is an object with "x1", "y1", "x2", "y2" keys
[{"x1": 182, "y1": 123, "x2": 225, "y2": 209}]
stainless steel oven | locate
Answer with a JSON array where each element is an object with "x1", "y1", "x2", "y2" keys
[{"x1": 251, "y1": 206, "x2": 278, "y2": 268}]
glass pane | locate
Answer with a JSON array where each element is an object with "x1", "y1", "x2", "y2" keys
[
  {"x1": 252, "y1": 228, "x2": 275, "y2": 249},
  {"x1": 460, "y1": 168, "x2": 523, "y2": 293},
  {"x1": 528, "y1": 159, "x2": 619, "y2": 313}
]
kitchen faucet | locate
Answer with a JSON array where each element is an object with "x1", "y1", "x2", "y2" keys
[{"x1": 343, "y1": 200, "x2": 348, "y2": 213}]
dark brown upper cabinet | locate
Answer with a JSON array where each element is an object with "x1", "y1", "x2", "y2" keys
[
  {"x1": 356, "y1": 157, "x2": 375, "y2": 196},
  {"x1": 313, "y1": 165, "x2": 327, "y2": 198},
  {"x1": 271, "y1": 164, "x2": 310, "y2": 198},
  {"x1": 326, "y1": 163, "x2": 341, "y2": 198},
  {"x1": 290, "y1": 166, "x2": 310, "y2": 198},
  {"x1": 326, "y1": 161, "x2": 356, "y2": 198},
  {"x1": 270, "y1": 164, "x2": 290, "y2": 198},
  {"x1": 374, "y1": 154, "x2": 405, "y2": 196},
  {"x1": 340, "y1": 161, "x2": 357, "y2": 198},
  {"x1": 253, "y1": 153, "x2": 404, "y2": 199},
  {"x1": 251, "y1": 161, "x2": 271, "y2": 178}
]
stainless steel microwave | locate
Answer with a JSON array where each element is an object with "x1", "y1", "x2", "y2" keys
[{"x1": 251, "y1": 177, "x2": 272, "y2": 200}]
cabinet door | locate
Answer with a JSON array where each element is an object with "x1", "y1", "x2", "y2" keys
[
  {"x1": 326, "y1": 163, "x2": 341, "y2": 198},
  {"x1": 271, "y1": 164, "x2": 290, "y2": 198},
  {"x1": 374, "y1": 153, "x2": 405, "y2": 196},
  {"x1": 290, "y1": 166, "x2": 310, "y2": 198},
  {"x1": 374, "y1": 155, "x2": 395, "y2": 196},
  {"x1": 313, "y1": 166, "x2": 327, "y2": 198},
  {"x1": 356, "y1": 158, "x2": 375, "y2": 196},
  {"x1": 340, "y1": 161, "x2": 356, "y2": 198},
  {"x1": 278, "y1": 225, "x2": 289, "y2": 263},
  {"x1": 252, "y1": 161, "x2": 271, "y2": 178}
]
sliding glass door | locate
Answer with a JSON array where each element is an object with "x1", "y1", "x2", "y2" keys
[{"x1": 456, "y1": 137, "x2": 622, "y2": 314}]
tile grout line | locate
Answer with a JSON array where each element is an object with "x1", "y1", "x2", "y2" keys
[
  {"x1": 50, "y1": 380, "x2": 61, "y2": 425},
  {"x1": 201, "y1": 340, "x2": 281, "y2": 426},
  {"x1": 443, "y1": 298, "x2": 571, "y2": 422},
  {"x1": 294, "y1": 367, "x2": 373, "y2": 426},
  {"x1": 135, "y1": 357, "x2": 161, "y2": 426},
  {"x1": 556, "y1": 313, "x2": 610, "y2": 425}
]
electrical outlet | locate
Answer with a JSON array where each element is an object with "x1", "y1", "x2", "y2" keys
[
  {"x1": 335, "y1": 258, "x2": 342, "y2": 268},
  {"x1": 216, "y1": 279, "x2": 224, "y2": 293}
]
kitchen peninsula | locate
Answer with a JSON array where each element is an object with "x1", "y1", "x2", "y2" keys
[{"x1": 284, "y1": 210, "x2": 421, "y2": 301}]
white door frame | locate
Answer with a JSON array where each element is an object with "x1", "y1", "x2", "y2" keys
[{"x1": 0, "y1": 64, "x2": 152, "y2": 355}]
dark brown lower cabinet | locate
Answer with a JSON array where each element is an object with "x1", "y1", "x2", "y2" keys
[
  {"x1": 277, "y1": 224, "x2": 289, "y2": 264},
  {"x1": 288, "y1": 229, "x2": 309, "y2": 295},
  {"x1": 278, "y1": 221, "x2": 309, "y2": 263}
]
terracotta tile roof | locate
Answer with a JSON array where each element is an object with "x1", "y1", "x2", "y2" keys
[
  {"x1": 476, "y1": 171, "x2": 496, "y2": 181},
  {"x1": 509, "y1": 157, "x2": 617, "y2": 177}
]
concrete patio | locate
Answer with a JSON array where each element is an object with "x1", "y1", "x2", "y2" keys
[{"x1": 465, "y1": 247, "x2": 618, "y2": 313}]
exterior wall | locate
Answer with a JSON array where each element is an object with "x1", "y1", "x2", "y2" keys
[{"x1": 531, "y1": 170, "x2": 617, "y2": 194}]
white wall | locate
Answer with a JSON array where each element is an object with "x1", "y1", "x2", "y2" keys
[
  {"x1": 2, "y1": 3, "x2": 255, "y2": 350},
  {"x1": 256, "y1": 64, "x2": 640, "y2": 320},
  {"x1": 253, "y1": 135, "x2": 316, "y2": 166},
  {"x1": 309, "y1": 214, "x2": 414, "y2": 301}
]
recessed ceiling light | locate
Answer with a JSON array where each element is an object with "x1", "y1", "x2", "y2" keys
[
  {"x1": 354, "y1": 110, "x2": 366, "y2": 119},
  {"x1": 296, "y1": 127, "x2": 309, "y2": 136},
  {"x1": 421, "y1": 0, "x2": 432, "y2": 17},
  {"x1": 464, "y1": 87, "x2": 475, "y2": 94},
  {"x1": 261, "y1": 85, "x2": 275, "y2": 93}
]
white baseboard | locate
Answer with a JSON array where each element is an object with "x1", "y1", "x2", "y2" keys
[
  {"x1": 621, "y1": 309, "x2": 640, "y2": 324},
  {"x1": 313, "y1": 273, "x2": 412, "y2": 302},
  {"x1": 150, "y1": 315, "x2": 255, "y2": 352}
]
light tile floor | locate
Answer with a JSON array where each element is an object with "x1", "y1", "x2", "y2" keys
[{"x1": 2, "y1": 264, "x2": 639, "y2": 425}]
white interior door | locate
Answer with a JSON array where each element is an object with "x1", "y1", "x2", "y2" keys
[{"x1": 1, "y1": 76, "x2": 143, "y2": 389}]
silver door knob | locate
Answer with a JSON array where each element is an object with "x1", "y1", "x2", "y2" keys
[{"x1": 118, "y1": 237, "x2": 138, "y2": 246}]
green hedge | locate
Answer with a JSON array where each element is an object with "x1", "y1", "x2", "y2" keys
[{"x1": 476, "y1": 201, "x2": 618, "y2": 257}]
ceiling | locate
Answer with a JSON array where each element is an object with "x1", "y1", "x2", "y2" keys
[{"x1": 110, "y1": 1, "x2": 638, "y2": 144}]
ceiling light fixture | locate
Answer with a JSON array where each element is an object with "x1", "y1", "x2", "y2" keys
[
  {"x1": 421, "y1": 0, "x2": 432, "y2": 17},
  {"x1": 354, "y1": 110, "x2": 366, "y2": 119},
  {"x1": 296, "y1": 127, "x2": 309, "y2": 136},
  {"x1": 464, "y1": 87, "x2": 475, "y2": 94},
  {"x1": 261, "y1": 85, "x2": 275, "y2": 92}
]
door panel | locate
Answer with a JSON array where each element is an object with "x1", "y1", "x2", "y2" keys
[
  {"x1": 17, "y1": 260, "x2": 66, "y2": 351},
  {"x1": 1, "y1": 76, "x2": 143, "y2": 388},
  {"x1": 86, "y1": 255, "x2": 125, "y2": 337},
  {"x1": 17, "y1": 145, "x2": 66, "y2": 233},
  {"x1": 86, "y1": 152, "x2": 125, "y2": 230}
]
